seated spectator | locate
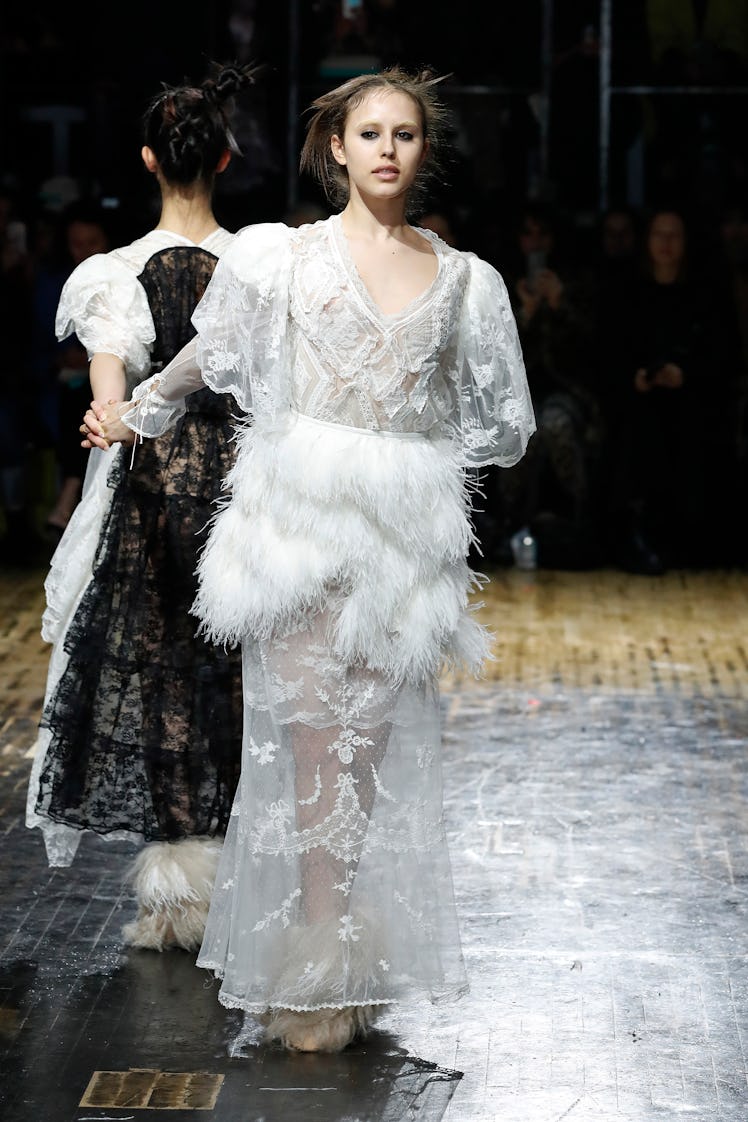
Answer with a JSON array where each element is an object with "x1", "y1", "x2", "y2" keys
[
  {"x1": 706, "y1": 199, "x2": 748, "y2": 564},
  {"x1": 33, "y1": 199, "x2": 116, "y2": 535},
  {"x1": 0, "y1": 185, "x2": 36, "y2": 565},
  {"x1": 601, "y1": 206, "x2": 740, "y2": 571},
  {"x1": 494, "y1": 201, "x2": 605, "y2": 569}
]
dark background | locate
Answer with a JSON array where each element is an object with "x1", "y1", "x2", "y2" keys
[
  {"x1": 3, "y1": 0, "x2": 747, "y2": 240},
  {"x1": 3, "y1": 0, "x2": 748, "y2": 573}
]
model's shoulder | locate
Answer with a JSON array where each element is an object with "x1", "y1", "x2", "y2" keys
[
  {"x1": 107, "y1": 231, "x2": 176, "y2": 273},
  {"x1": 232, "y1": 222, "x2": 293, "y2": 247},
  {"x1": 65, "y1": 245, "x2": 136, "y2": 286},
  {"x1": 453, "y1": 249, "x2": 509, "y2": 290},
  {"x1": 287, "y1": 215, "x2": 334, "y2": 250}
]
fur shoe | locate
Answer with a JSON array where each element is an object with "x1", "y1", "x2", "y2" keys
[
  {"x1": 122, "y1": 837, "x2": 222, "y2": 952},
  {"x1": 263, "y1": 1004, "x2": 380, "y2": 1053}
]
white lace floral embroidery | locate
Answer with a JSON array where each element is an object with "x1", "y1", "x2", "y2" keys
[
  {"x1": 248, "y1": 737, "x2": 278, "y2": 765},
  {"x1": 338, "y1": 915, "x2": 362, "y2": 942},
  {"x1": 252, "y1": 888, "x2": 302, "y2": 932},
  {"x1": 298, "y1": 764, "x2": 322, "y2": 805}
]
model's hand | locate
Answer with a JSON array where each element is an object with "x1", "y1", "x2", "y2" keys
[
  {"x1": 80, "y1": 398, "x2": 108, "y2": 448},
  {"x1": 80, "y1": 399, "x2": 136, "y2": 449}
]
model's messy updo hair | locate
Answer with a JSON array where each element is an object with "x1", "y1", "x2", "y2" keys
[
  {"x1": 143, "y1": 60, "x2": 263, "y2": 186},
  {"x1": 300, "y1": 66, "x2": 451, "y2": 212}
]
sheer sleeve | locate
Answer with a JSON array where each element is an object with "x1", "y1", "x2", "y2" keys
[
  {"x1": 121, "y1": 337, "x2": 205, "y2": 437},
  {"x1": 121, "y1": 223, "x2": 293, "y2": 438},
  {"x1": 55, "y1": 253, "x2": 155, "y2": 382},
  {"x1": 191, "y1": 222, "x2": 292, "y2": 421},
  {"x1": 454, "y1": 253, "x2": 536, "y2": 467}
]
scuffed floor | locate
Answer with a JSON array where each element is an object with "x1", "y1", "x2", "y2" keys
[{"x1": 1, "y1": 566, "x2": 747, "y2": 1120}]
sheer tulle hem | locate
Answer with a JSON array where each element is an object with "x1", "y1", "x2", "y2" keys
[
  {"x1": 197, "y1": 969, "x2": 400, "y2": 1015},
  {"x1": 197, "y1": 960, "x2": 469, "y2": 1013}
]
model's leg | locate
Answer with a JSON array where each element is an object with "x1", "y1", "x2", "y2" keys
[{"x1": 263, "y1": 614, "x2": 390, "y2": 1051}]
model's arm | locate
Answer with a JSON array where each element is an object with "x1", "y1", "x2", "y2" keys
[
  {"x1": 89, "y1": 352, "x2": 127, "y2": 404},
  {"x1": 82, "y1": 337, "x2": 204, "y2": 450}
]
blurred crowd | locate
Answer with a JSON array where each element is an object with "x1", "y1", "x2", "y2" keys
[
  {"x1": 451, "y1": 195, "x2": 748, "y2": 574},
  {"x1": 1, "y1": 179, "x2": 747, "y2": 575},
  {"x1": 0, "y1": 185, "x2": 124, "y2": 566}
]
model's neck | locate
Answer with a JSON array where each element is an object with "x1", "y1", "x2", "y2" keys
[
  {"x1": 156, "y1": 186, "x2": 219, "y2": 243},
  {"x1": 340, "y1": 196, "x2": 409, "y2": 241}
]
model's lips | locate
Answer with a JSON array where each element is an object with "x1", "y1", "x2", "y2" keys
[{"x1": 373, "y1": 166, "x2": 399, "y2": 178}]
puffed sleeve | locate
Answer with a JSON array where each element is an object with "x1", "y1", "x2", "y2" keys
[
  {"x1": 192, "y1": 222, "x2": 292, "y2": 419},
  {"x1": 455, "y1": 253, "x2": 536, "y2": 467},
  {"x1": 55, "y1": 253, "x2": 155, "y2": 383},
  {"x1": 123, "y1": 223, "x2": 292, "y2": 438}
]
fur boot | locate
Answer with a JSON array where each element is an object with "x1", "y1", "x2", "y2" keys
[
  {"x1": 122, "y1": 837, "x2": 222, "y2": 952},
  {"x1": 263, "y1": 1004, "x2": 381, "y2": 1053}
]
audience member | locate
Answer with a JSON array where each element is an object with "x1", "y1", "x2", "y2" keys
[
  {"x1": 30, "y1": 199, "x2": 115, "y2": 536},
  {"x1": 709, "y1": 199, "x2": 748, "y2": 563},
  {"x1": 601, "y1": 206, "x2": 739, "y2": 571},
  {"x1": 495, "y1": 201, "x2": 605, "y2": 569},
  {"x1": 0, "y1": 186, "x2": 35, "y2": 565}
]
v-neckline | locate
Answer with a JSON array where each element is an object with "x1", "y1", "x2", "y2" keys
[{"x1": 329, "y1": 212, "x2": 443, "y2": 323}]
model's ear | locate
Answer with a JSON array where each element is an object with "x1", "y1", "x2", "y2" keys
[
  {"x1": 216, "y1": 148, "x2": 232, "y2": 175},
  {"x1": 141, "y1": 145, "x2": 158, "y2": 173},
  {"x1": 330, "y1": 134, "x2": 346, "y2": 166}
]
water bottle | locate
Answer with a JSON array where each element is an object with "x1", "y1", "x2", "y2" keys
[{"x1": 510, "y1": 526, "x2": 538, "y2": 571}]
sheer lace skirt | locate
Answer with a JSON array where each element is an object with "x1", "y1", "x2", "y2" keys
[
  {"x1": 32, "y1": 403, "x2": 244, "y2": 852},
  {"x1": 197, "y1": 620, "x2": 469, "y2": 1012},
  {"x1": 196, "y1": 415, "x2": 479, "y2": 1012}
]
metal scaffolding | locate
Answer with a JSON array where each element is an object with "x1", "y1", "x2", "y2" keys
[
  {"x1": 598, "y1": 0, "x2": 748, "y2": 209},
  {"x1": 285, "y1": 0, "x2": 748, "y2": 215}
]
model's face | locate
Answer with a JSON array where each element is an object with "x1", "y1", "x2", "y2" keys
[
  {"x1": 648, "y1": 213, "x2": 685, "y2": 267},
  {"x1": 331, "y1": 89, "x2": 428, "y2": 202}
]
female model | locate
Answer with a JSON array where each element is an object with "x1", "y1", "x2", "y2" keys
[
  {"x1": 27, "y1": 62, "x2": 259, "y2": 952},
  {"x1": 85, "y1": 67, "x2": 535, "y2": 1049}
]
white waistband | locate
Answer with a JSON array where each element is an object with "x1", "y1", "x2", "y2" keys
[{"x1": 291, "y1": 410, "x2": 427, "y2": 441}]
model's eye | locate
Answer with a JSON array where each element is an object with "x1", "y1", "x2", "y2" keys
[
  {"x1": 396, "y1": 131, "x2": 414, "y2": 141},
  {"x1": 360, "y1": 130, "x2": 377, "y2": 140}
]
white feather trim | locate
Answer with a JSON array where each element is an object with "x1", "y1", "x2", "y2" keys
[
  {"x1": 193, "y1": 414, "x2": 490, "y2": 683},
  {"x1": 126, "y1": 837, "x2": 222, "y2": 909}
]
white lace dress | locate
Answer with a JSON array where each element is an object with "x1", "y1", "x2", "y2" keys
[{"x1": 124, "y1": 215, "x2": 535, "y2": 1015}]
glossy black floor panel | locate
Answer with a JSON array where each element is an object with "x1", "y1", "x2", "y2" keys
[{"x1": 3, "y1": 568, "x2": 748, "y2": 1120}]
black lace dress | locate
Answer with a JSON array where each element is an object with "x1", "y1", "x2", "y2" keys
[{"x1": 34, "y1": 245, "x2": 244, "y2": 842}]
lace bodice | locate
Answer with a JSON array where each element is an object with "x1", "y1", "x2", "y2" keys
[
  {"x1": 128, "y1": 216, "x2": 535, "y2": 466},
  {"x1": 288, "y1": 216, "x2": 463, "y2": 432}
]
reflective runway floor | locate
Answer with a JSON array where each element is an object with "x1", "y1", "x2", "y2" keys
[{"x1": 1, "y1": 564, "x2": 747, "y2": 1121}]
